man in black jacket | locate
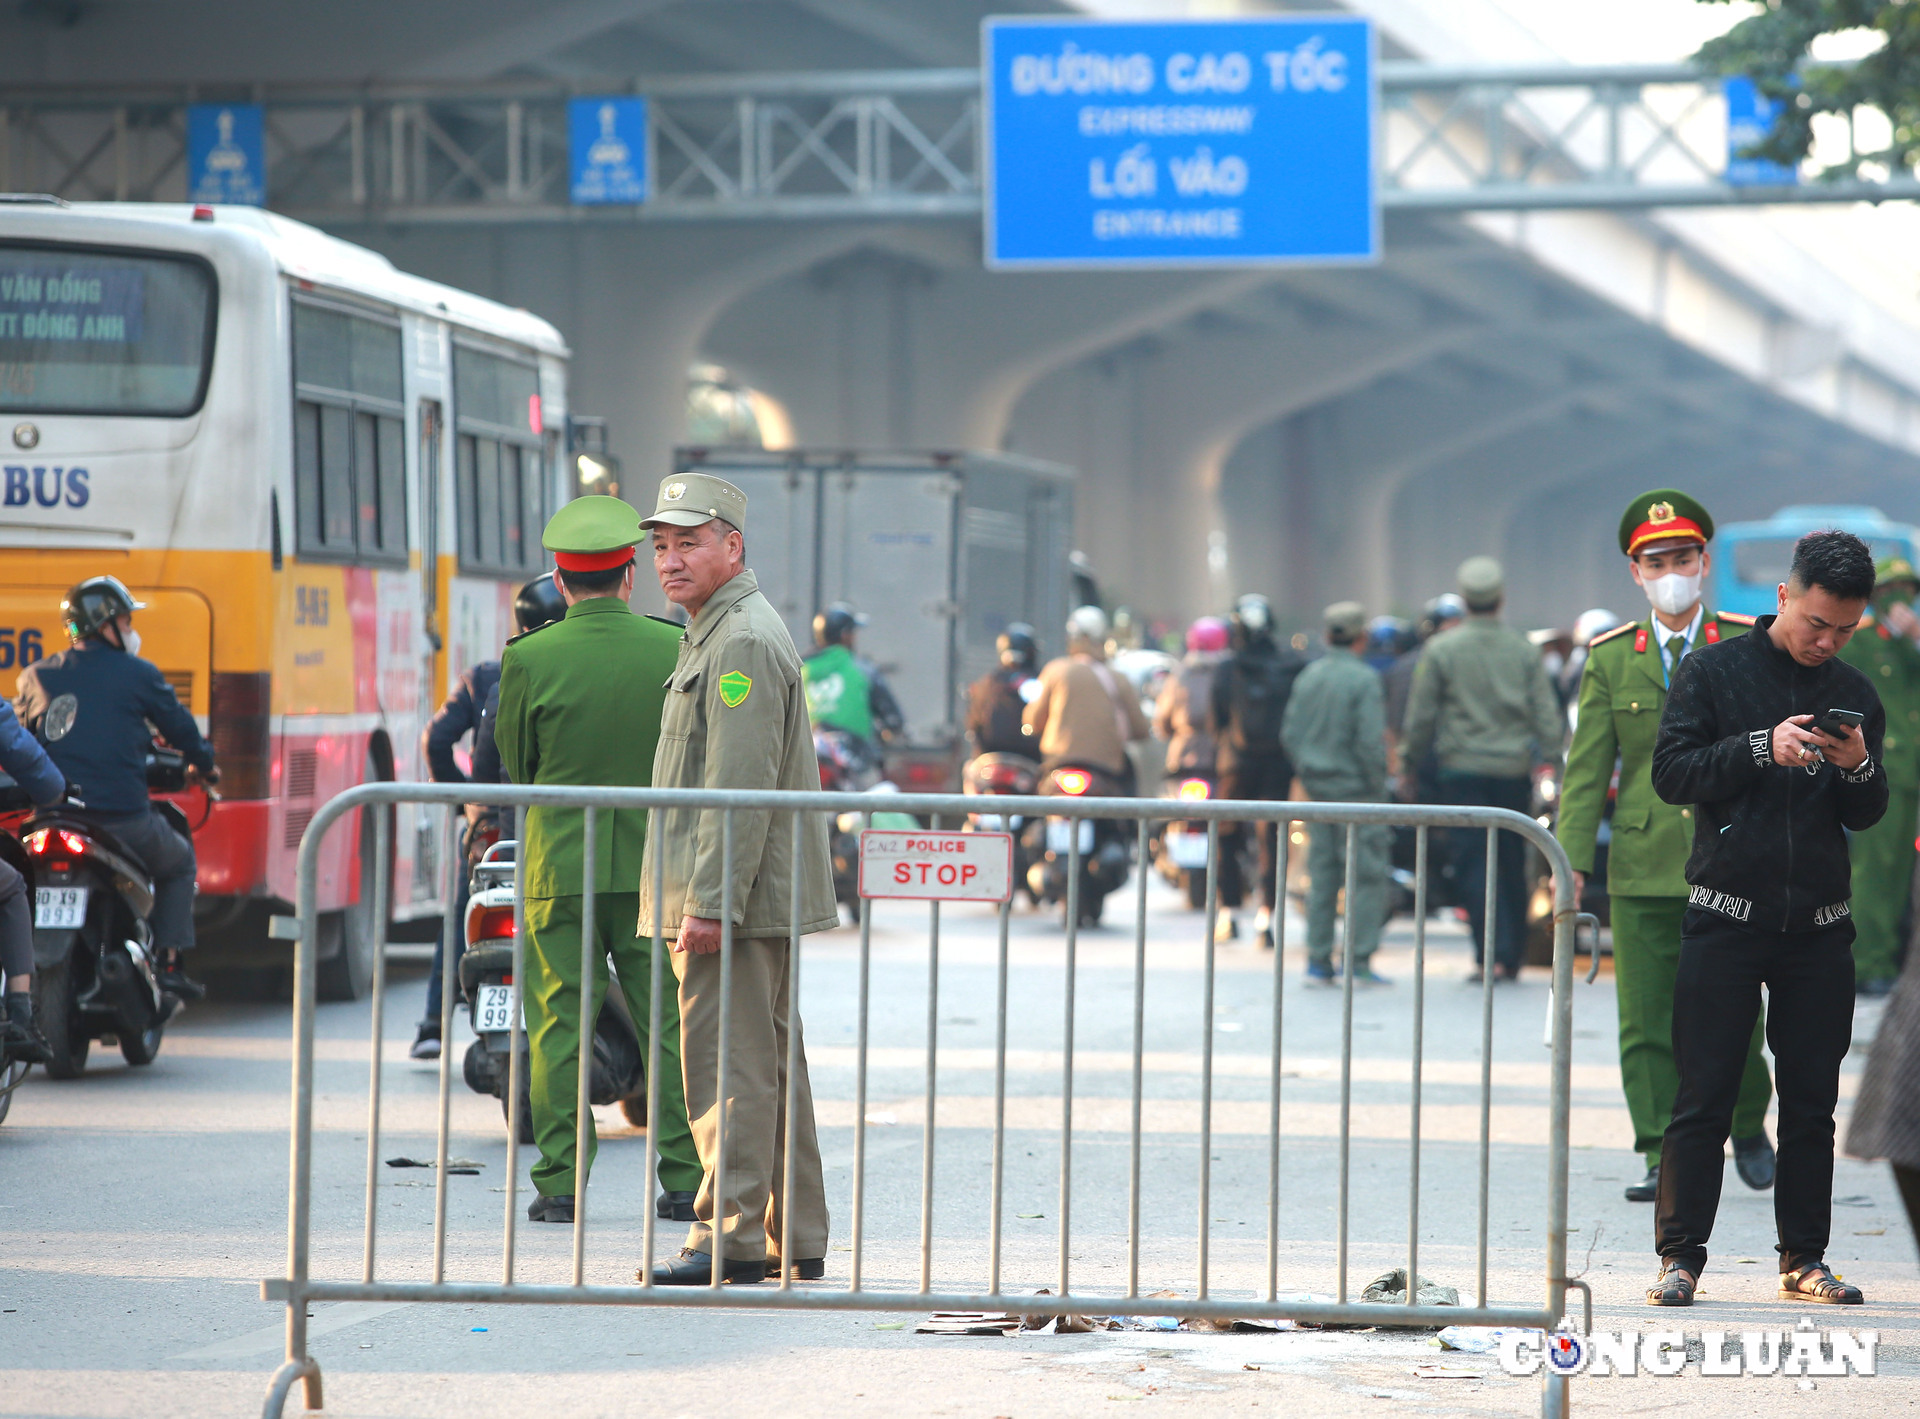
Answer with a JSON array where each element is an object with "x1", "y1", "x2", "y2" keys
[
  {"x1": 1646, "y1": 529, "x2": 1886, "y2": 1307},
  {"x1": 1210, "y1": 594, "x2": 1305, "y2": 943}
]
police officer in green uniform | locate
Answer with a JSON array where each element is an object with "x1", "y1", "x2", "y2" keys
[
  {"x1": 1837, "y1": 555, "x2": 1920, "y2": 996},
  {"x1": 1557, "y1": 490, "x2": 1775, "y2": 1203},
  {"x1": 495, "y1": 495, "x2": 703, "y2": 1224}
]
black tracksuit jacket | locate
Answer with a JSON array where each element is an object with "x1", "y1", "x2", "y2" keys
[{"x1": 1651, "y1": 614, "x2": 1888, "y2": 933}]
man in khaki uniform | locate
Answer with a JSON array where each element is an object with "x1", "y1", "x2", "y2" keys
[{"x1": 636, "y1": 471, "x2": 838, "y2": 1286}]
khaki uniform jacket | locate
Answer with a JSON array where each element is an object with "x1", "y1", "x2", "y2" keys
[
  {"x1": 1840, "y1": 612, "x2": 1920, "y2": 784},
  {"x1": 637, "y1": 569, "x2": 838, "y2": 940},
  {"x1": 1022, "y1": 654, "x2": 1150, "y2": 775},
  {"x1": 1555, "y1": 610, "x2": 1752, "y2": 897},
  {"x1": 1402, "y1": 615, "x2": 1563, "y2": 780},
  {"x1": 1279, "y1": 648, "x2": 1388, "y2": 796},
  {"x1": 495, "y1": 595, "x2": 681, "y2": 898}
]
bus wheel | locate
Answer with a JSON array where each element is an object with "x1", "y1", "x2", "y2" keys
[{"x1": 319, "y1": 796, "x2": 390, "y2": 1003}]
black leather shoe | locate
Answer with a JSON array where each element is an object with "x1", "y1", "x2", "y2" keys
[
  {"x1": 527, "y1": 1193, "x2": 574, "y2": 1223},
  {"x1": 156, "y1": 966, "x2": 207, "y2": 1001},
  {"x1": 647, "y1": 1248, "x2": 764, "y2": 1286},
  {"x1": 1625, "y1": 1165, "x2": 1659, "y2": 1202},
  {"x1": 656, "y1": 1190, "x2": 697, "y2": 1222},
  {"x1": 767, "y1": 1256, "x2": 826, "y2": 1281},
  {"x1": 0, "y1": 1018, "x2": 53, "y2": 1065},
  {"x1": 1733, "y1": 1132, "x2": 1776, "y2": 1191}
]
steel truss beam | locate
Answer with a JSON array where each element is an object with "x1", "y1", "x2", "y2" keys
[{"x1": 2, "y1": 63, "x2": 1915, "y2": 224}]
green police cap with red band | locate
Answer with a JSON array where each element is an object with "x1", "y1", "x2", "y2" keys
[
  {"x1": 542, "y1": 494, "x2": 642, "y2": 571},
  {"x1": 1619, "y1": 489, "x2": 1713, "y2": 557}
]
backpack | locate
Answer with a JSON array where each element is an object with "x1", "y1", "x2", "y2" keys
[{"x1": 1226, "y1": 647, "x2": 1302, "y2": 751}]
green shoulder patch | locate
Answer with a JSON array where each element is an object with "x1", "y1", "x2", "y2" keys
[
  {"x1": 1588, "y1": 622, "x2": 1637, "y2": 648},
  {"x1": 718, "y1": 670, "x2": 752, "y2": 707}
]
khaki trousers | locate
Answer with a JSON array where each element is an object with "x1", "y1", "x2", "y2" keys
[{"x1": 673, "y1": 935, "x2": 829, "y2": 1262}]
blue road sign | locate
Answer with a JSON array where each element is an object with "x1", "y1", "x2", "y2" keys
[
  {"x1": 570, "y1": 97, "x2": 648, "y2": 205},
  {"x1": 187, "y1": 104, "x2": 266, "y2": 207},
  {"x1": 983, "y1": 14, "x2": 1376, "y2": 270},
  {"x1": 1725, "y1": 77, "x2": 1797, "y2": 187}
]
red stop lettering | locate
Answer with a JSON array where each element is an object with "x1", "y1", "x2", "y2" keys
[{"x1": 893, "y1": 862, "x2": 911, "y2": 884}]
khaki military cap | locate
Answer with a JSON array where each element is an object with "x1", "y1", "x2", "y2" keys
[
  {"x1": 1457, "y1": 555, "x2": 1504, "y2": 609},
  {"x1": 642, "y1": 472, "x2": 748, "y2": 530},
  {"x1": 542, "y1": 494, "x2": 642, "y2": 570},
  {"x1": 1324, "y1": 600, "x2": 1368, "y2": 640}
]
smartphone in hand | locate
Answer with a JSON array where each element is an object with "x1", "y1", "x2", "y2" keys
[{"x1": 1812, "y1": 708, "x2": 1865, "y2": 740}]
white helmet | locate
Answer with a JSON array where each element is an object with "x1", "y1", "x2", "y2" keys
[
  {"x1": 1066, "y1": 604, "x2": 1109, "y2": 645},
  {"x1": 1571, "y1": 607, "x2": 1622, "y2": 646}
]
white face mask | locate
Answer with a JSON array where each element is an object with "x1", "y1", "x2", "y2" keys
[
  {"x1": 1641, "y1": 570, "x2": 1702, "y2": 618},
  {"x1": 121, "y1": 627, "x2": 141, "y2": 657}
]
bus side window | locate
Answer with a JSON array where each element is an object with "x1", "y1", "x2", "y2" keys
[
  {"x1": 291, "y1": 298, "x2": 407, "y2": 567},
  {"x1": 451, "y1": 341, "x2": 547, "y2": 577}
]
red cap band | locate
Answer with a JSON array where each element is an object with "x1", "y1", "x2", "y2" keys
[
  {"x1": 1626, "y1": 516, "x2": 1705, "y2": 557},
  {"x1": 553, "y1": 546, "x2": 635, "y2": 572}
]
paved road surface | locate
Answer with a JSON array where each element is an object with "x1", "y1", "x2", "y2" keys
[{"x1": 3, "y1": 875, "x2": 1914, "y2": 1416}]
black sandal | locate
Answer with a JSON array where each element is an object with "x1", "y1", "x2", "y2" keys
[
  {"x1": 1646, "y1": 1261, "x2": 1695, "y2": 1306},
  {"x1": 1779, "y1": 1263, "x2": 1863, "y2": 1305}
]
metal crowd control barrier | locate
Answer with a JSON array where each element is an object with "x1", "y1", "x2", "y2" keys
[{"x1": 262, "y1": 783, "x2": 1583, "y2": 1418}]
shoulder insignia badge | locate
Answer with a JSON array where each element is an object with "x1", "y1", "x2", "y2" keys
[
  {"x1": 504, "y1": 620, "x2": 557, "y2": 648},
  {"x1": 718, "y1": 670, "x2": 752, "y2": 708},
  {"x1": 1588, "y1": 622, "x2": 1637, "y2": 649},
  {"x1": 1633, "y1": 625, "x2": 1649, "y2": 653}
]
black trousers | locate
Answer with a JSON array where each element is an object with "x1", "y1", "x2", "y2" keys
[
  {"x1": 1220, "y1": 754, "x2": 1293, "y2": 911},
  {"x1": 1656, "y1": 910, "x2": 1855, "y2": 1276},
  {"x1": 1436, "y1": 772, "x2": 1531, "y2": 971},
  {"x1": 0, "y1": 858, "x2": 29, "y2": 980},
  {"x1": 95, "y1": 809, "x2": 197, "y2": 955}
]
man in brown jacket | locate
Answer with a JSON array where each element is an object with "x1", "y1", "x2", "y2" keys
[
  {"x1": 1023, "y1": 604, "x2": 1151, "y2": 789},
  {"x1": 636, "y1": 471, "x2": 839, "y2": 1286}
]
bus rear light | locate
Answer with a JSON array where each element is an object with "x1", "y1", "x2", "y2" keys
[{"x1": 210, "y1": 672, "x2": 272, "y2": 799}]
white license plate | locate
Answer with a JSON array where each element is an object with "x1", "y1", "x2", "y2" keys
[
  {"x1": 1046, "y1": 819, "x2": 1094, "y2": 855},
  {"x1": 1165, "y1": 829, "x2": 1210, "y2": 869},
  {"x1": 972, "y1": 813, "x2": 1010, "y2": 833},
  {"x1": 474, "y1": 983, "x2": 518, "y2": 1033},
  {"x1": 34, "y1": 886, "x2": 87, "y2": 929}
]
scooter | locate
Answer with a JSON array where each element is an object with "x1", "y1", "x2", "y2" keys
[
  {"x1": 456, "y1": 839, "x2": 650, "y2": 1144},
  {"x1": 1151, "y1": 769, "x2": 1219, "y2": 910},
  {"x1": 1022, "y1": 763, "x2": 1133, "y2": 927},
  {"x1": 961, "y1": 751, "x2": 1041, "y2": 907},
  {"x1": 10, "y1": 748, "x2": 207, "y2": 1077}
]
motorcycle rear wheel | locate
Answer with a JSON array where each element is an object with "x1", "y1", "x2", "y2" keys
[{"x1": 34, "y1": 958, "x2": 89, "y2": 1079}]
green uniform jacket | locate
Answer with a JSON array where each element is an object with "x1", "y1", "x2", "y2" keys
[
  {"x1": 1402, "y1": 614, "x2": 1563, "y2": 779},
  {"x1": 1556, "y1": 610, "x2": 1753, "y2": 896},
  {"x1": 1278, "y1": 648, "x2": 1388, "y2": 795},
  {"x1": 496, "y1": 595, "x2": 681, "y2": 898},
  {"x1": 637, "y1": 569, "x2": 839, "y2": 941},
  {"x1": 1839, "y1": 613, "x2": 1920, "y2": 784}
]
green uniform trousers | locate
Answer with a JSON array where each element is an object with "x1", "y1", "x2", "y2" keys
[
  {"x1": 524, "y1": 891, "x2": 703, "y2": 1197},
  {"x1": 1302, "y1": 780, "x2": 1390, "y2": 967},
  {"x1": 1611, "y1": 894, "x2": 1772, "y2": 1166},
  {"x1": 1846, "y1": 785, "x2": 1917, "y2": 984}
]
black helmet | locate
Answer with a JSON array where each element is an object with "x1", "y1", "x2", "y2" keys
[
  {"x1": 813, "y1": 602, "x2": 867, "y2": 647},
  {"x1": 62, "y1": 575, "x2": 145, "y2": 644},
  {"x1": 514, "y1": 573, "x2": 568, "y2": 635},
  {"x1": 998, "y1": 622, "x2": 1038, "y2": 672}
]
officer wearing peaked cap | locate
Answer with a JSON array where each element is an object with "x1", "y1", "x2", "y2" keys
[
  {"x1": 1838, "y1": 554, "x2": 1920, "y2": 996},
  {"x1": 635, "y1": 471, "x2": 838, "y2": 1286},
  {"x1": 494, "y1": 494, "x2": 703, "y2": 1226},
  {"x1": 1556, "y1": 489, "x2": 1775, "y2": 1202}
]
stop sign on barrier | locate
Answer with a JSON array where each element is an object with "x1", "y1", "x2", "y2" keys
[{"x1": 858, "y1": 828, "x2": 1013, "y2": 901}]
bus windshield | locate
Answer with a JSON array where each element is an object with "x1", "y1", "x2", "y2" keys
[{"x1": 0, "y1": 242, "x2": 215, "y2": 416}]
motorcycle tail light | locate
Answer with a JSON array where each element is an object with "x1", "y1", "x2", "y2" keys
[
  {"x1": 468, "y1": 905, "x2": 516, "y2": 944},
  {"x1": 25, "y1": 828, "x2": 87, "y2": 857},
  {"x1": 1177, "y1": 778, "x2": 1210, "y2": 801},
  {"x1": 1055, "y1": 769, "x2": 1092, "y2": 796},
  {"x1": 984, "y1": 763, "x2": 1026, "y2": 790}
]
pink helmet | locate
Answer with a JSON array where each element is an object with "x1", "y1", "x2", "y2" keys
[{"x1": 1186, "y1": 616, "x2": 1230, "y2": 653}]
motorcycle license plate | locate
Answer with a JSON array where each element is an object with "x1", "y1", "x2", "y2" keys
[
  {"x1": 34, "y1": 886, "x2": 87, "y2": 929},
  {"x1": 1046, "y1": 819, "x2": 1094, "y2": 855},
  {"x1": 474, "y1": 983, "x2": 517, "y2": 1033},
  {"x1": 1165, "y1": 828, "x2": 1210, "y2": 869}
]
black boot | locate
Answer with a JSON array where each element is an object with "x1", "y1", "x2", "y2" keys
[
  {"x1": 2, "y1": 992, "x2": 53, "y2": 1065},
  {"x1": 155, "y1": 952, "x2": 206, "y2": 1001}
]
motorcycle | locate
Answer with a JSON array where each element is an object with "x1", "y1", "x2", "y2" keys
[
  {"x1": 1022, "y1": 763, "x2": 1133, "y2": 927},
  {"x1": 961, "y1": 751, "x2": 1042, "y2": 907},
  {"x1": 10, "y1": 747, "x2": 208, "y2": 1077},
  {"x1": 457, "y1": 838, "x2": 651, "y2": 1144},
  {"x1": 815, "y1": 728, "x2": 916, "y2": 914},
  {"x1": 1151, "y1": 769, "x2": 1219, "y2": 910}
]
